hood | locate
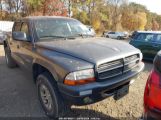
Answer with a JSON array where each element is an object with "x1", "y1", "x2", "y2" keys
[{"x1": 36, "y1": 37, "x2": 141, "y2": 65}]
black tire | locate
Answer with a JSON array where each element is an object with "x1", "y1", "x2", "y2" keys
[
  {"x1": 36, "y1": 72, "x2": 70, "y2": 118},
  {"x1": 117, "y1": 36, "x2": 121, "y2": 40},
  {"x1": 4, "y1": 46, "x2": 17, "y2": 68},
  {"x1": 106, "y1": 35, "x2": 109, "y2": 38}
]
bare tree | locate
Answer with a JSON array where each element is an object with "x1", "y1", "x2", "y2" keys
[
  {"x1": 0, "y1": 0, "x2": 3, "y2": 19},
  {"x1": 0, "y1": 0, "x2": 2, "y2": 11},
  {"x1": 108, "y1": 0, "x2": 128, "y2": 30},
  {"x1": 13, "y1": 0, "x2": 23, "y2": 14},
  {"x1": 5, "y1": 0, "x2": 13, "y2": 14}
]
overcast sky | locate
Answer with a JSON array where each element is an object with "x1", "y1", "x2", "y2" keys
[{"x1": 129, "y1": 0, "x2": 161, "y2": 15}]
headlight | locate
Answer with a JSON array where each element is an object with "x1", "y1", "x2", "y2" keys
[{"x1": 64, "y1": 69, "x2": 95, "y2": 86}]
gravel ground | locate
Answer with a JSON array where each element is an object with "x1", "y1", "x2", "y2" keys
[{"x1": 0, "y1": 45, "x2": 153, "y2": 120}]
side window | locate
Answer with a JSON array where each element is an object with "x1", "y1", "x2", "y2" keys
[
  {"x1": 20, "y1": 22, "x2": 30, "y2": 40},
  {"x1": 135, "y1": 34, "x2": 144, "y2": 41},
  {"x1": 109, "y1": 32, "x2": 115, "y2": 34},
  {"x1": 145, "y1": 34, "x2": 153, "y2": 42},
  {"x1": 13, "y1": 22, "x2": 21, "y2": 32},
  {"x1": 136, "y1": 33, "x2": 154, "y2": 42},
  {"x1": 153, "y1": 34, "x2": 161, "y2": 43},
  {"x1": 21, "y1": 22, "x2": 29, "y2": 36}
]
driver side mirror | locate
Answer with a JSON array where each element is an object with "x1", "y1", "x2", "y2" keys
[{"x1": 12, "y1": 32, "x2": 30, "y2": 42}]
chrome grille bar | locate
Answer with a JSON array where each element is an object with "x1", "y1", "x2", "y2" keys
[{"x1": 97, "y1": 54, "x2": 140, "y2": 81}]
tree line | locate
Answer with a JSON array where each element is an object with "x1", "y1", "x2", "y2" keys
[{"x1": 0, "y1": 0, "x2": 161, "y2": 33}]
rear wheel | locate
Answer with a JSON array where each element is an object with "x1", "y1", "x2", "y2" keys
[
  {"x1": 4, "y1": 46, "x2": 17, "y2": 68},
  {"x1": 106, "y1": 35, "x2": 109, "y2": 38},
  {"x1": 117, "y1": 36, "x2": 121, "y2": 40},
  {"x1": 36, "y1": 72, "x2": 70, "y2": 118}
]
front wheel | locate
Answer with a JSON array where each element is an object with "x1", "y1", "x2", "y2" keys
[
  {"x1": 36, "y1": 72, "x2": 70, "y2": 118},
  {"x1": 106, "y1": 35, "x2": 109, "y2": 38},
  {"x1": 117, "y1": 36, "x2": 121, "y2": 40}
]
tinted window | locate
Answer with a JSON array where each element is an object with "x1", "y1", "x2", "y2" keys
[
  {"x1": 135, "y1": 33, "x2": 153, "y2": 42},
  {"x1": 21, "y1": 22, "x2": 29, "y2": 36},
  {"x1": 13, "y1": 22, "x2": 21, "y2": 32},
  {"x1": 154, "y1": 34, "x2": 161, "y2": 43},
  {"x1": 109, "y1": 32, "x2": 115, "y2": 34},
  {"x1": 135, "y1": 33, "x2": 161, "y2": 43}
]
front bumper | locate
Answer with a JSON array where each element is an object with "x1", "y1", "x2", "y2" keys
[{"x1": 58, "y1": 62, "x2": 144, "y2": 105}]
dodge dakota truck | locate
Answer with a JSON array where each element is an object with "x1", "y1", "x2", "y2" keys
[{"x1": 3, "y1": 16, "x2": 144, "y2": 118}]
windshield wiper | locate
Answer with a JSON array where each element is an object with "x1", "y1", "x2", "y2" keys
[
  {"x1": 40, "y1": 35, "x2": 66, "y2": 39},
  {"x1": 71, "y1": 33, "x2": 94, "y2": 38}
]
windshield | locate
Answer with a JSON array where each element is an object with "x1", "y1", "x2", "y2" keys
[{"x1": 34, "y1": 19, "x2": 92, "y2": 41}]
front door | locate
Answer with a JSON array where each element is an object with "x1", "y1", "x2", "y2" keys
[{"x1": 16, "y1": 22, "x2": 34, "y2": 71}]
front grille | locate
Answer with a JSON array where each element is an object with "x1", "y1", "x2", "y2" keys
[
  {"x1": 97, "y1": 59, "x2": 123, "y2": 80},
  {"x1": 97, "y1": 54, "x2": 140, "y2": 81},
  {"x1": 124, "y1": 54, "x2": 140, "y2": 73},
  {"x1": 97, "y1": 59, "x2": 123, "y2": 72}
]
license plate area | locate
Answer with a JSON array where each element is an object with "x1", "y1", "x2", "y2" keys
[{"x1": 114, "y1": 85, "x2": 129, "y2": 100}]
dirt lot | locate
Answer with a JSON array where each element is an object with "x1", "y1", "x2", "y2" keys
[{"x1": 0, "y1": 45, "x2": 153, "y2": 120}]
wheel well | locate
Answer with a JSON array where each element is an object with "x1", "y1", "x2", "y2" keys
[{"x1": 33, "y1": 63, "x2": 54, "y2": 83}]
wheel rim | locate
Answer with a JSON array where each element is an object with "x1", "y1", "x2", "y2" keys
[{"x1": 39, "y1": 84, "x2": 53, "y2": 111}]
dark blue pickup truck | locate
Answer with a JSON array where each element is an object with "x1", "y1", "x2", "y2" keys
[{"x1": 3, "y1": 16, "x2": 144, "y2": 118}]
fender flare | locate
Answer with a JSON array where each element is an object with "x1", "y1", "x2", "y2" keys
[{"x1": 32, "y1": 58, "x2": 59, "y2": 82}]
